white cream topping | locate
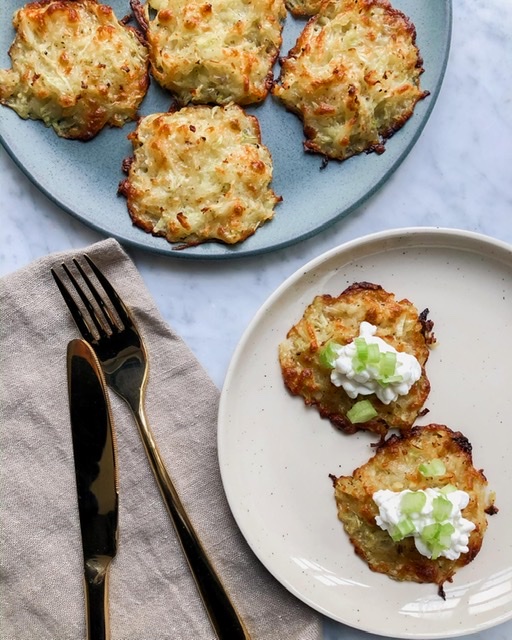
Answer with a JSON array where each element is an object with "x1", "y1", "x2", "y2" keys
[
  {"x1": 330, "y1": 321, "x2": 421, "y2": 404},
  {"x1": 373, "y1": 488, "x2": 476, "y2": 561}
]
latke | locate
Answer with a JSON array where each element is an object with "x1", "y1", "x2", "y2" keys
[
  {"x1": 278, "y1": 282, "x2": 435, "y2": 436},
  {"x1": 131, "y1": 0, "x2": 286, "y2": 105},
  {"x1": 330, "y1": 424, "x2": 496, "y2": 589},
  {"x1": 118, "y1": 103, "x2": 281, "y2": 246},
  {"x1": 0, "y1": 0, "x2": 149, "y2": 140},
  {"x1": 273, "y1": 0, "x2": 428, "y2": 160},
  {"x1": 285, "y1": 0, "x2": 323, "y2": 17}
]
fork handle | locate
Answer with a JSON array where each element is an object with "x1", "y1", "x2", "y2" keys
[{"x1": 132, "y1": 404, "x2": 251, "y2": 640}]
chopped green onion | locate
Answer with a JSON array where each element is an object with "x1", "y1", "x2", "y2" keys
[
  {"x1": 318, "y1": 341, "x2": 341, "y2": 369},
  {"x1": 429, "y1": 542, "x2": 445, "y2": 560},
  {"x1": 352, "y1": 338, "x2": 369, "y2": 372},
  {"x1": 390, "y1": 517, "x2": 415, "y2": 541},
  {"x1": 346, "y1": 339, "x2": 405, "y2": 387},
  {"x1": 420, "y1": 522, "x2": 455, "y2": 558},
  {"x1": 346, "y1": 399, "x2": 378, "y2": 424},
  {"x1": 379, "y1": 351, "x2": 397, "y2": 378},
  {"x1": 421, "y1": 523, "x2": 441, "y2": 543},
  {"x1": 438, "y1": 523, "x2": 455, "y2": 546},
  {"x1": 418, "y1": 459, "x2": 447, "y2": 478},
  {"x1": 354, "y1": 337, "x2": 368, "y2": 362},
  {"x1": 401, "y1": 491, "x2": 427, "y2": 514},
  {"x1": 432, "y1": 495, "x2": 453, "y2": 521},
  {"x1": 352, "y1": 357, "x2": 366, "y2": 373},
  {"x1": 377, "y1": 374, "x2": 403, "y2": 387},
  {"x1": 440, "y1": 484, "x2": 457, "y2": 494},
  {"x1": 367, "y1": 343, "x2": 380, "y2": 364}
]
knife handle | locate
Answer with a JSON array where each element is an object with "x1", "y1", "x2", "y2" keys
[
  {"x1": 132, "y1": 403, "x2": 251, "y2": 640},
  {"x1": 84, "y1": 558, "x2": 112, "y2": 640}
]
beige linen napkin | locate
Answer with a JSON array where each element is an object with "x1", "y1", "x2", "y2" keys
[{"x1": 0, "y1": 238, "x2": 324, "y2": 640}]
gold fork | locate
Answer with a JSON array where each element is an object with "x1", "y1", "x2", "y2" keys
[{"x1": 51, "y1": 255, "x2": 250, "y2": 640}]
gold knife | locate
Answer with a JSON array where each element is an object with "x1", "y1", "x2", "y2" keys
[{"x1": 67, "y1": 338, "x2": 119, "y2": 640}]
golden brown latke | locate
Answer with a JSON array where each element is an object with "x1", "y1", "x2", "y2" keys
[
  {"x1": 273, "y1": 0, "x2": 428, "y2": 160},
  {"x1": 118, "y1": 103, "x2": 281, "y2": 247},
  {"x1": 330, "y1": 424, "x2": 496, "y2": 590},
  {"x1": 0, "y1": 0, "x2": 149, "y2": 140},
  {"x1": 278, "y1": 282, "x2": 435, "y2": 436},
  {"x1": 285, "y1": 0, "x2": 324, "y2": 17},
  {"x1": 131, "y1": 0, "x2": 286, "y2": 106}
]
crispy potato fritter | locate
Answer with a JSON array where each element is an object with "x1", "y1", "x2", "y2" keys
[
  {"x1": 278, "y1": 282, "x2": 435, "y2": 436},
  {"x1": 131, "y1": 0, "x2": 286, "y2": 106},
  {"x1": 330, "y1": 425, "x2": 496, "y2": 589},
  {"x1": 285, "y1": 0, "x2": 324, "y2": 17},
  {"x1": 0, "y1": 0, "x2": 149, "y2": 140},
  {"x1": 118, "y1": 103, "x2": 281, "y2": 246},
  {"x1": 273, "y1": 0, "x2": 428, "y2": 160}
]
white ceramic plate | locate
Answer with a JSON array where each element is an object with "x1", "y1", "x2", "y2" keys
[
  {"x1": 0, "y1": 1, "x2": 451, "y2": 259},
  {"x1": 218, "y1": 228, "x2": 512, "y2": 638}
]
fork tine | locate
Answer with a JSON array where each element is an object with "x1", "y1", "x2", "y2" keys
[
  {"x1": 61, "y1": 262, "x2": 111, "y2": 338},
  {"x1": 72, "y1": 258, "x2": 120, "y2": 334},
  {"x1": 83, "y1": 254, "x2": 131, "y2": 328},
  {"x1": 51, "y1": 267, "x2": 96, "y2": 343}
]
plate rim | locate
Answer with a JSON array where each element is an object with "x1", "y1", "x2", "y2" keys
[
  {"x1": 218, "y1": 226, "x2": 512, "y2": 638},
  {"x1": 0, "y1": 1, "x2": 452, "y2": 260},
  {"x1": 218, "y1": 226, "x2": 512, "y2": 335}
]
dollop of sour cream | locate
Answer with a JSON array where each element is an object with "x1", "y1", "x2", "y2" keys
[
  {"x1": 330, "y1": 322, "x2": 421, "y2": 404},
  {"x1": 373, "y1": 488, "x2": 476, "y2": 560}
]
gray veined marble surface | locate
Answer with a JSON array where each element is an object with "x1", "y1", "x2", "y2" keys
[{"x1": 1, "y1": 0, "x2": 511, "y2": 639}]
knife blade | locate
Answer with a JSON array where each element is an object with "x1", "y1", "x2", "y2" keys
[{"x1": 67, "y1": 338, "x2": 119, "y2": 640}]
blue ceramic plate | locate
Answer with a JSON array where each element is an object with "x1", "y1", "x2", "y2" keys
[{"x1": 0, "y1": 1, "x2": 452, "y2": 259}]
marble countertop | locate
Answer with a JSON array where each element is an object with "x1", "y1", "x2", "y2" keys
[{"x1": 1, "y1": 1, "x2": 511, "y2": 639}]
